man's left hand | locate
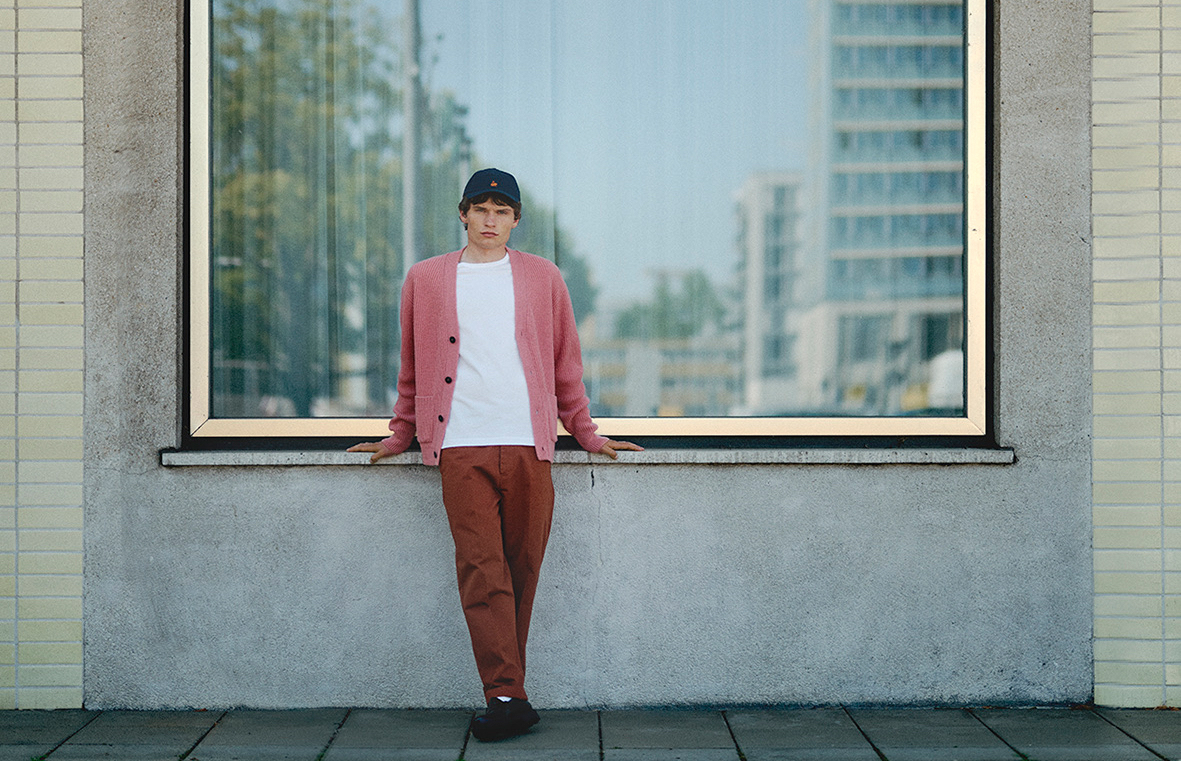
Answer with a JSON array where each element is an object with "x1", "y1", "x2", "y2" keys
[{"x1": 597, "y1": 439, "x2": 644, "y2": 459}]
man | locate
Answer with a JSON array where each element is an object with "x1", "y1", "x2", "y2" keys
[{"x1": 349, "y1": 168, "x2": 641, "y2": 742}]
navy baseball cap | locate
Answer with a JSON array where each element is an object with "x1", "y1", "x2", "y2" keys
[{"x1": 463, "y1": 168, "x2": 520, "y2": 204}]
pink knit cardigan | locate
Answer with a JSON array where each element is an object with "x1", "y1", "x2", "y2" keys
[{"x1": 381, "y1": 248, "x2": 608, "y2": 465}]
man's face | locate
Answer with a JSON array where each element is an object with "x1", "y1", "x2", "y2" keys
[{"x1": 460, "y1": 198, "x2": 519, "y2": 253}]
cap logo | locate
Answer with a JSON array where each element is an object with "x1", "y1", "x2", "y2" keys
[{"x1": 490, "y1": 181, "x2": 498, "y2": 187}]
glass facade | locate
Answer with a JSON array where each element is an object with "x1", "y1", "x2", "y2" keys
[
  {"x1": 819, "y1": 0, "x2": 967, "y2": 416},
  {"x1": 191, "y1": 0, "x2": 982, "y2": 437}
]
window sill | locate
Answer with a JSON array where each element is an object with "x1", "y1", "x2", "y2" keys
[{"x1": 161, "y1": 447, "x2": 1015, "y2": 467}]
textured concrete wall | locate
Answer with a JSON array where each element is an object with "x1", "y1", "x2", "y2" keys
[{"x1": 82, "y1": 0, "x2": 1094, "y2": 709}]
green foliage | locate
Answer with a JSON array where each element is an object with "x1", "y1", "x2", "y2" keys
[
  {"x1": 209, "y1": 0, "x2": 600, "y2": 415},
  {"x1": 507, "y1": 192, "x2": 598, "y2": 324},
  {"x1": 210, "y1": 0, "x2": 463, "y2": 416},
  {"x1": 613, "y1": 269, "x2": 725, "y2": 340},
  {"x1": 557, "y1": 246, "x2": 599, "y2": 326}
]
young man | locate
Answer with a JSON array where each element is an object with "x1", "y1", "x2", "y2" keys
[{"x1": 349, "y1": 168, "x2": 641, "y2": 742}]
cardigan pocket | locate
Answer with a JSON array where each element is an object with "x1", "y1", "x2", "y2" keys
[
  {"x1": 414, "y1": 395, "x2": 436, "y2": 444},
  {"x1": 545, "y1": 394, "x2": 559, "y2": 442}
]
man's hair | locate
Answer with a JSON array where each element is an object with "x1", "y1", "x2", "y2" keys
[{"x1": 459, "y1": 192, "x2": 522, "y2": 221}]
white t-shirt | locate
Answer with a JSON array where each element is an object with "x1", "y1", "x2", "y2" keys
[{"x1": 441, "y1": 254, "x2": 535, "y2": 449}]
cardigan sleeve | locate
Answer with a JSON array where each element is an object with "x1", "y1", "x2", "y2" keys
[
  {"x1": 550, "y1": 267, "x2": 609, "y2": 454},
  {"x1": 381, "y1": 268, "x2": 419, "y2": 454}
]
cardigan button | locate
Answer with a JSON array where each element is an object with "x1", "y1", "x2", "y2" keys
[
  {"x1": 449, "y1": 336, "x2": 456, "y2": 343},
  {"x1": 438, "y1": 415, "x2": 444, "y2": 422},
  {"x1": 445, "y1": 376, "x2": 452, "y2": 384}
]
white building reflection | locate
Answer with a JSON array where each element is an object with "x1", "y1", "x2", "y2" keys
[{"x1": 587, "y1": 0, "x2": 969, "y2": 420}]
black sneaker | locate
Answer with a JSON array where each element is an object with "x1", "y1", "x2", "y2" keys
[{"x1": 470, "y1": 697, "x2": 541, "y2": 742}]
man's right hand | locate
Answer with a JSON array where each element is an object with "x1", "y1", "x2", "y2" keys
[{"x1": 347, "y1": 441, "x2": 397, "y2": 464}]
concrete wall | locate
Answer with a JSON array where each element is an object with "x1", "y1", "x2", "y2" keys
[{"x1": 81, "y1": 0, "x2": 1094, "y2": 709}]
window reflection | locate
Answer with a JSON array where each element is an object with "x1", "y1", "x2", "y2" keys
[{"x1": 206, "y1": 0, "x2": 968, "y2": 423}]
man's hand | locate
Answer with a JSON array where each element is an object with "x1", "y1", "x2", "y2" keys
[
  {"x1": 347, "y1": 441, "x2": 397, "y2": 464},
  {"x1": 597, "y1": 439, "x2": 644, "y2": 460}
]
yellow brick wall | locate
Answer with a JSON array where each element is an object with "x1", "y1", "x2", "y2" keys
[
  {"x1": 0, "y1": 0, "x2": 84, "y2": 709},
  {"x1": 1092, "y1": 0, "x2": 1181, "y2": 707}
]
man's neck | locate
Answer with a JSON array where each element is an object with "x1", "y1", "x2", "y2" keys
[{"x1": 460, "y1": 245, "x2": 508, "y2": 263}]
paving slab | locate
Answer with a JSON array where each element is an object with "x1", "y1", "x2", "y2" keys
[
  {"x1": 322, "y1": 749, "x2": 462, "y2": 761},
  {"x1": 0, "y1": 709, "x2": 97, "y2": 745},
  {"x1": 0, "y1": 709, "x2": 97, "y2": 760},
  {"x1": 973, "y1": 707, "x2": 1160, "y2": 761},
  {"x1": 321, "y1": 708, "x2": 468, "y2": 761},
  {"x1": 61, "y1": 709, "x2": 220, "y2": 746},
  {"x1": 188, "y1": 708, "x2": 348, "y2": 761},
  {"x1": 602, "y1": 751, "x2": 740, "y2": 761},
  {"x1": 464, "y1": 709, "x2": 599, "y2": 760},
  {"x1": 726, "y1": 708, "x2": 880, "y2": 761},
  {"x1": 328, "y1": 709, "x2": 469, "y2": 749},
  {"x1": 601, "y1": 710, "x2": 736, "y2": 750},
  {"x1": 48, "y1": 744, "x2": 210, "y2": 760},
  {"x1": 1098, "y1": 708, "x2": 1181, "y2": 761},
  {"x1": 0, "y1": 751, "x2": 43, "y2": 761},
  {"x1": 188, "y1": 748, "x2": 330, "y2": 761},
  {"x1": 848, "y1": 708, "x2": 1021, "y2": 761},
  {"x1": 45, "y1": 710, "x2": 216, "y2": 759}
]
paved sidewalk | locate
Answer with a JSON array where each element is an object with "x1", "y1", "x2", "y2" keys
[{"x1": 2, "y1": 706, "x2": 1181, "y2": 760}]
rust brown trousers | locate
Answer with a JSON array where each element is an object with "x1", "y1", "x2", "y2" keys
[{"x1": 439, "y1": 445, "x2": 554, "y2": 702}]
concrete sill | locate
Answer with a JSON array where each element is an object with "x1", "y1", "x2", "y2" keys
[{"x1": 162, "y1": 447, "x2": 1016, "y2": 467}]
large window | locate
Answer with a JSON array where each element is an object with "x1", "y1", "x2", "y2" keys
[{"x1": 189, "y1": 0, "x2": 986, "y2": 440}]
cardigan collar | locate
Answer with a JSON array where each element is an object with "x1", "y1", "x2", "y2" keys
[
  {"x1": 442, "y1": 247, "x2": 531, "y2": 332},
  {"x1": 451, "y1": 246, "x2": 522, "y2": 266}
]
